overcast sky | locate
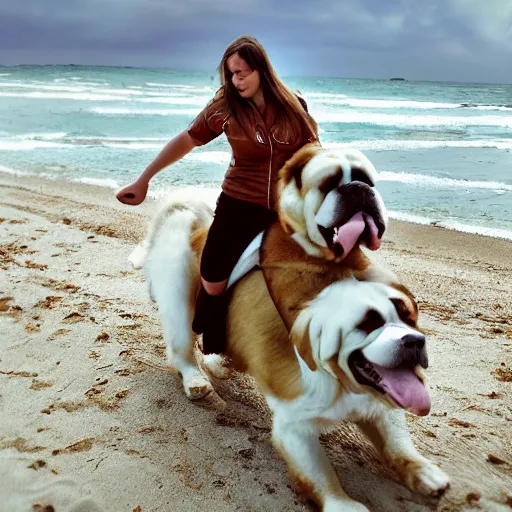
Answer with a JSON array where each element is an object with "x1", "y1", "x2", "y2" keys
[{"x1": 1, "y1": 0, "x2": 511, "y2": 83}]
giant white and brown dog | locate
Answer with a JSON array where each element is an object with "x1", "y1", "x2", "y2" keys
[{"x1": 129, "y1": 145, "x2": 450, "y2": 511}]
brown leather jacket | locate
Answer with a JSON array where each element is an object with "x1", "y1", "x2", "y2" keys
[{"x1": 187, "y1": 92, "x2": 317, "y2": 210}]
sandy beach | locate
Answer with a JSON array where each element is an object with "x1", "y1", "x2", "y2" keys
[{"x1": 1, "y1": 170, "x2": 511, "y2": 512}]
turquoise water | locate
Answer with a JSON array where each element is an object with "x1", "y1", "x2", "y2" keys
[{"x1": 1, "y1": 65, "x2": 511, "y2": 239}]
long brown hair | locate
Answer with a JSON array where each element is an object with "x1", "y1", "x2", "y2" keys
[{"x1": 215, "y1": 35, "x2": 318, "y2": 142}]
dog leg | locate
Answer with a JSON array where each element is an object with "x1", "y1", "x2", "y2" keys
[
  {"x1": 272, "y1": 415, "x2": 370, "y2": 512},
  {"x1": 158, "y1": 297, "x2": 213, "y2": 401},
  {"x1": 358, "y1": 411, "x2": 450, "y2": 497}
]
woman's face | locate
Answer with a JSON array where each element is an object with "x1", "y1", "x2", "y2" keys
[{"x1": 227, "y1": 53, "x2": 261, "y2": 100}]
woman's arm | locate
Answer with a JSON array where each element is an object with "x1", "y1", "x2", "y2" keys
[
  {"x1": 116, "y1": 130, "x2": 198, "y2": 205},
  {"x1": 139, "y1": 130, "x2": 197, "y2": 184}
]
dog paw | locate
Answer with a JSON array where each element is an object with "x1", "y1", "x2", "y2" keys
[
  {"x1": 183, "y1": 374, "x2": 214, "y2": 400},
  {"x1": 202, "y1": 354, "x2": 232, "y2": 380},
  {"x1": 399, "y1": 459, "x2": 450, "y2": 498},
  {"x1": 323, "y1": 496, "x2": 370, "y2": 512}
]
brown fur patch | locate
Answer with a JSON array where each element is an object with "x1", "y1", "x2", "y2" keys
[
  {"x1": 278, "y1": 143, "x2": 322, "y2": 191},
  {"x1": 189, "y1": 227, "x2": 208, "y2": 261},
  {"x1": 290, "y1": 322, "x2": 318, "y2": 372},
  {"x1": 227, "y1": 271, "x2": 303, "y2": 401},
  {"x1": 390, "y1": 287, "x2": 419, "y2": 327},
  {"x1": 261, "y1": 221, "x2": 370, "y2": 330}
]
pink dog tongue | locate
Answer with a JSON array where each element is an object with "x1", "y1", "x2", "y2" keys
[
  {"x1": 334, "y1": 211, "x2": 381, "y2": 257},
  {"x1": 376, "y1": 365, "x2": 431, "y2": 416}
]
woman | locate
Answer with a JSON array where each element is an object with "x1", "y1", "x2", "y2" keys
[{"x1": 116, "y1": 35, "x2": 319, "y2": 354}]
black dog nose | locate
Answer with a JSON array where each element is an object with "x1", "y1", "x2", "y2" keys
[
  {"x1": 402, "y1": 333, "x2": 425, "y2": 350},
  {"x1": 401, "y1": 333, "x2": 428, "y2": 368},
  {"x1": 341, "y1": 180, "x2": 372, "y2": 193},
  {"x1": 338, "y1": 181, "x2": 373, "y2": 207}
]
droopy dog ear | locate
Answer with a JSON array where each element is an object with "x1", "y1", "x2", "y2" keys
[
  {"x1": 277, "y1": 143, "x2": 323, "y2": 237},
  {"x1": 289, "y1": 303, "x2": 362, "y2": 395},
  {"x1": 389, "y1": 282, "x2": 419, "y2": 327}
]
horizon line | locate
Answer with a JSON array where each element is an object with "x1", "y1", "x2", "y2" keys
[{"x1": 1, "y1": 63, "x2": 511, "y2": 86}]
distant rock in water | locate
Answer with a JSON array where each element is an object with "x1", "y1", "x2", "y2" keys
[
  {"x1": 459, "y1": 102, "x2": 512, "y2": 109},
  {"x1": 390, "y1": 77, "x2": 405, "y2": 81}
]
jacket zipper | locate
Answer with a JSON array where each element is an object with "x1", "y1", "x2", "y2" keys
[
  {"x1": 250, "y1": 102, "x2": 273, "y2": 210},
  {"x1": 267, "y1": 136, "x2": 273, "y2": 210}
]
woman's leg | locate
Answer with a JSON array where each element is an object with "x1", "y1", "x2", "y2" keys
[
  {"x1": 202, "y1": 278, "x2": 227, "y2": 296},
  {"x1": 192, "y1": 193, "x2": 274, "y2": 354}
]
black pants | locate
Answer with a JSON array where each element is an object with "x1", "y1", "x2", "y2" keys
[
  {"x1": 193, "y1": 192, "x2": 275, "y2": 354},
  {"x1": 201, "y1": 192, "x2": 275, "y2": 282}
]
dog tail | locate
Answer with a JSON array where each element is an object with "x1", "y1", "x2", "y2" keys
[
  {"x1": 127, "y1": 188, "x2": 216, "y2": 269},
  {"x1": 128, "y1": 240, "x2": 149, "y2": 269},
  {"x1": 141, "y1": 192, "x2": 216, "y2": 357}
]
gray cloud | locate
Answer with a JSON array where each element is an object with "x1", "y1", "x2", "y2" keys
[{"x1": 1, "y1": 0, "x2": 511, "y2": 82}]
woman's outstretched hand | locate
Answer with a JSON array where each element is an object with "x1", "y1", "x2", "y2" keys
[{"x1": 116, "y1": 179, "x2": 149, "y2": 206}]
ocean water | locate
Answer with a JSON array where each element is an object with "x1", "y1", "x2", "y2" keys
[{"x1": 1, "y1": 65, "x2": 511, "y2": 240}]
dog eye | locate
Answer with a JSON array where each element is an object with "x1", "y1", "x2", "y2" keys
[
  {"x1": 319, "y1": 173, "x2": 341, "y2": 194},
  {"x1": 351, "y1": 168, "x2": 374, "y2": 187},
  {"x1": 357, "y1": 309, "x2": 385, "y2": 335},
  {"x1": 390, "y1": 298, "x2": 416, "y2": 327}
]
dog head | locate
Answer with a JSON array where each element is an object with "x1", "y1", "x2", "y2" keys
[
  {"x1": 290, "y1": 279, "x2": 431, "y2": 416},
  {"x1": 278, "y1": 144, "x2": 387, "y2": 261}
]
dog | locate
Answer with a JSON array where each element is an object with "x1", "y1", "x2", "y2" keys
[{"x1": 129, "y1": 145, "x2": 450, "y2": 511}]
